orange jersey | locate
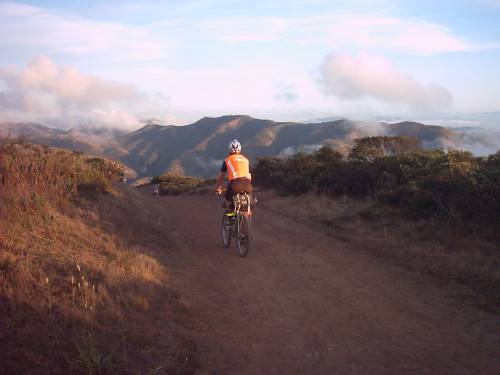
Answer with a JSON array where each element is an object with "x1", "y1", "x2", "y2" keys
[{"x1": 224, "y1": 154, "x2": 250, "y2": 181}]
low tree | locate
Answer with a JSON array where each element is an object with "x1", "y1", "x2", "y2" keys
[{"x1": 350, "y1": 136, "x2": 419, "y2": 162}]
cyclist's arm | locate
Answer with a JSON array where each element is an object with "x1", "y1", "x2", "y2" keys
[
  {"x1": 215, "y1": 172, "x2": 225, "y2": 191},
  {"x1": 215, "y1": 160, "x2": 227, "y2": 191}
]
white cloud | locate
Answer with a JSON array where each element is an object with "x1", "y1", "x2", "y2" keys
[
  {"x1": 196, "y1": 17, "x2": 288, "y2": 43},
  {"x1": 0, "y1": 2, "x2": 496, "y2": 123},
  {"x1": 0, "y1": 56, "x2": 167, "y2": 128},
  {"x1": 324, "y1": 15, "x2": 483, "y2": 55},
  {"x1": 278, "y1": 144, "x2": 323, "y2": 158},
  {"x1": 181, "y1": 13, "x2": 496, "y2": 54},
  {"x1": 0, "y1": 2, "x2": 169, "y2": 60},
  {"x1": 318, "y1": 52, "x2": 452, "y2": 110}
]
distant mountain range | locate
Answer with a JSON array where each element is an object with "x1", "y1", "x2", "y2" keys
[
  {"x1": 1, "y1": 115, "x2": 498, "y2": 179},
  {"x1": 0, "y1": 122, "x2": 129, "y2": 158},
  {"x1": 307, "y1": 111, "x2": 500, "y2": 129}
]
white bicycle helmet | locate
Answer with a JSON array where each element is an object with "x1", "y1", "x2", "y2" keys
[{"x1": 228, "y1": 139, "x2": 241, "y2": 154}]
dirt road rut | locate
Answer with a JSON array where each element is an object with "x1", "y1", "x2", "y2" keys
[{"x1": 149, "y1": 192, "x2": 499, "y2": 375}]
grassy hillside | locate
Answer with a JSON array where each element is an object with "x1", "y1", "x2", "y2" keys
[
  {"x1": 0, "y1": 140, "x2": 196, "y2": 374},
  {"x1": 0, "y1": 122, "x2": 130, "y2": 162}
]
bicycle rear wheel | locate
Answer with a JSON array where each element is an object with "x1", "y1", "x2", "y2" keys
[
  {"x1": 222, "y1": 213, "x2": 232, "y2": 248},
  {"x1": 236, "y1": 214, "x2": 251, "y2": 257}
]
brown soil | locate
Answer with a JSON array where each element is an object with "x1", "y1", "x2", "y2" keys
[{"x1": 139, "y1": 189, "x2": 500, "y2": 375}]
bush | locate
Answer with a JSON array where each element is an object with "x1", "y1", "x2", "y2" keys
[
  {"x1": 350, "y1": 136, "x2": 419, "y2": 162},
  {"x1": 253, "y1": 137, "x2": 500, "y2": 236},
  {"x1": 150, "y1": 174, "x2": 211, "y2": 195}
]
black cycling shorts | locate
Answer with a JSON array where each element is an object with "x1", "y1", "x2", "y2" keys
[{"x1": 225, "y1": 177, "x2": 253, "y2": 201}]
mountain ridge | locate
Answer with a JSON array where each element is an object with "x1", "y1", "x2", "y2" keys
[{"x1": 2, "y1": 115, "x2": 496, "y2": 178}]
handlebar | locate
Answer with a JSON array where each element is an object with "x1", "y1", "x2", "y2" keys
[{"x1": 214, "y1": 188, "x2": 227, "y2": 196}]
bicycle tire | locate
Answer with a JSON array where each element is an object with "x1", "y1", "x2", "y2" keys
[
  {"x1": 236, "y1": 214, "x2": 251, "y2": 257},
  {"x1": 222, "y1": 213, "x2": 232, "y2": 248}
]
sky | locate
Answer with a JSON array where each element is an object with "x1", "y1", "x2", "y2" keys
[{"x1": 0, "y1": 0, "x2": 499, "y2": 128}]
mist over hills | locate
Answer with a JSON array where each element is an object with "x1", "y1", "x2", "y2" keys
[
  {"x1": 120, "y1": 115, "x2": 460, "y2": 178},
  {"x1": 1, "y1": 115, "x2": 497, "y2": 179},
  {"x1": 0, "y1": 122, "x2": 129, "y2": 158}
]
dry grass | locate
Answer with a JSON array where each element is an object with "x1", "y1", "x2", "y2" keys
[
  {"x1": 149, "y1": 174, "x2": 214, "y2": 195},
  {"x1": 0, "y1": 140, "x2": 197, "y2": 374},
  {"x1": 258, "y1": 190, "x2": 500, "y2": 312}
]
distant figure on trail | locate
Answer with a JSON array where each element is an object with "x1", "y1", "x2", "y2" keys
[
  {"x1": 153, "y1": 184, "x2": 159, "y2": 196},
  {"x1": 214, "y1": 139, "x2": 253, "y2": 203}
]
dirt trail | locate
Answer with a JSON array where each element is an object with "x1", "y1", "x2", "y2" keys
[{"x1": 141, "y1": 190, "x2": 499, "y2": 375}]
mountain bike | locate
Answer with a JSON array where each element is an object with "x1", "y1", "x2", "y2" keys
[{"x1": 219, "y1": 192, "x2": 252, "y2": 257}]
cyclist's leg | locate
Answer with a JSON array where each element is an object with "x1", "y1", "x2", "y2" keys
[{"x1": 225, "y1": 182, "x2": 234, "y2": 209}]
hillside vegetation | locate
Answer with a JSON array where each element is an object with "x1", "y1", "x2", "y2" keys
[
  {"x1": 151, "y1": 174, "x2": 213, "y2": 195},
  {"x1": 254, "y1": 136, "x2": 500, "y2": 236},
  {"x1": 0, "y1": 140, "x2": 195, "y2": 374}
]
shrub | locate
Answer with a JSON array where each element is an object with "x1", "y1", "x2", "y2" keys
[
  {"x1": 253, "y1": 137, "x2": 500, "y2": 236},
  {"x1": 350, "y1": 136, "x2": 419, "y2": 162},
  {"x1": 150, "y1": 174, "x2": 211, "y2": 195}
]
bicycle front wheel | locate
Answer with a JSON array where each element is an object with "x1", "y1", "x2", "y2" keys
[
  {"x1": 236, "y1": 214, "x2": 251, "y2": 257},
  {"x1": 222, "y1": 213, "x2": 232, "y2": 248}
]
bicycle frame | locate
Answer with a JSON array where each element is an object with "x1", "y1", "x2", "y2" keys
[
  {"x1": 218, "y1": 192, "x2": 252, "y2": 256},
  {"x1": 232, "y1": 193, "x2": 252, "y2": 216}
]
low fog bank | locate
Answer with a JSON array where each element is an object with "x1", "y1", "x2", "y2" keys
[
  {"x1": 0, "y1": 56, "x2": 168, "y2": 131},
  {"x1": 454, "y1": 129, "x2": 500, "y2": 156},
  {"x1": 399, "y1": 118, "x2": 500, "y2": 156}
]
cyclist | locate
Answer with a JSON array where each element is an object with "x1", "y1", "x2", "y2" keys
[{"x1": 215, "y1": 139, "x2": 253, "y2": 205}]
